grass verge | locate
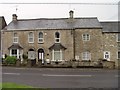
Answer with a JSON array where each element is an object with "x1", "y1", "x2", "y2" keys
[{"x1": 0, "y1": 82, "x2": 49, "y2": 90}]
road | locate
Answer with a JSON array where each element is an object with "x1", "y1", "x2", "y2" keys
[{"x1": 2, "y1": 67, "x2": 119, "y2": 88}]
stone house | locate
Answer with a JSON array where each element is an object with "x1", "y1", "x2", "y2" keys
[
  {"x1": 101, "y1": 22, "x2": 119, "y2": 68},
  {"x1": 0, "y1": 16, "x2": 7, "y2": 55},
  {"x1": 1, "y1": 11, "x2": 119, "y2": 68}
]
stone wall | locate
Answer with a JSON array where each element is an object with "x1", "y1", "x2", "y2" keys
[
  {"x1": 2, "y1": 29, "x2": 74, "y2": 62},
  {"x1": 75, "y1": 29, "x2": 103, "y2": 62},
  {"x1": 102, "y1": 33, "x2": 118, "y2": 67}
]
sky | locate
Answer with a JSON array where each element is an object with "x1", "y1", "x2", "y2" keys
[{"x1": 0, "y1": 0, "x2": 119, "y2": 24}]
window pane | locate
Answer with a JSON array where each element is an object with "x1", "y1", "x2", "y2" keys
[
  {"x1": 39, "y1": 39, "x2": 43, "y2": 42},
  {"x1": 56, "y1": 39, "x2": 60, "y2": 42},
  {"x1": 13, "y1": 33, "x2": 18, "y2": 43},
  {"x1": 29, "y1": 32, "x2": 33, "y2": 37},
  {"x1": 55, "y1": 32, "x2": 60, "y2": 38},
  {"x1": 118, "y1": 34, "x2": 120, "y2": 41},
  {"x1": 118, "y1": 52, "x2": 120, "y2": 59},
  {"x1": 82, "y1": 52, "x2": 90, "y2": 60},
  {"x1": 82, "y1": 34, "x2": 90, "y2": 41},
  {"x1": 38, "y1": 32, "x2": 44, "y2": 43},
  {"x1": 55, "y1": 32, "x2": 60, "y2": 43},
  {"x1": 39, "y1": 32, "x2": 43, "y2": 38},
  {"x1": 54, "y1": 51, "x2": 60, "y2": 60},
  {"x1": 11, "y1": 49, "x2": 17, "y2": 57},
  {"x1": 12, "y1": 49, "x2": 17, "y2": 54},
  {"x1": 104, "y1": 51, "x2": 110, "y2": 60},
  {"x1": 28, "y1": 51, "x2": 35, "y2": 59},
  {"x1": 14, "y1": 33, "x2": 17, "y2": 37},
  {"x1": 28, "y1": 32, "x2": 34, "y2": 43},
  {"x1": 29, "y1": 38, "x2": 33, "y2": 42},
  {"x1": 13, "y1": 37, "x2": 18, "y2": 43}
]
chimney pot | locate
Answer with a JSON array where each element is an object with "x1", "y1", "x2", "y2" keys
[
  {"x1": 12, "y1": 14, "x2": 17, "y2": 21},
  {"x1": 69, "y1": 10, "x2": 74, "y2": 18}
]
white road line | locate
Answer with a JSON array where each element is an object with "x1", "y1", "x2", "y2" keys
[
  {"x1": 115, "y1": 75, "x2": 120, "y2": 77},
  {"x1": 42, "y1": 74, "x2": 93, "y2": 77},
  {"x1": 3, "y1": 73, "x2": 20, "y2": 75}
]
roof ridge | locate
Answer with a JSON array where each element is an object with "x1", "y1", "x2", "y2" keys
[
  {"x1": 17, "y1": 17, "x2": 98, "y2": 21},
  {"x1": 100, "y1": 21, "x2": 118, "y2": 23}
]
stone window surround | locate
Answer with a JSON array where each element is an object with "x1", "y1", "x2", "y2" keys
[
  {"x1": 10, "y1": 49, "x2": 19, "y2": 59},
  {"x1": 117, "y1": 50, "x2": 120, "y2": 59},
  {"x1": 104, "y1": 51, "x2": 110, "y2": 61},
  {"x1": 55, "y1": 32, "x2": 60, "y2": 43},
  {"x1": 38, "y1": 32, "x2": 44, "y2": 43},
  {"x1": 13, "y1": 32, "x2": 18, "y2": 43},
  {"x1": 82, "y1": 33, "x2": 90, "y2": 41},
  {"x1": 82, "y1": 52, "x2": 91, "y2": 61},
  {"x1": 28, "y1": 32, "x2": 34, "y2": 43},
  {"x1": 116, "y1": 33, "x2": 120, "y2": 42},
  {"x1": 52, "y1": 49, "x2": 62, "y2": 62}
]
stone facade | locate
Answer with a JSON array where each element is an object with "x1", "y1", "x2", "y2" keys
[
  {"x1": 75, "y1": 29, "x2": 103, "y2": 61},
  {"x1": 1, "y1": 11, "x2": 119, "y2": 68},
  {"x1": 2, "y1": 29, "x2": 74, "y2": 64},
  {"x1": 0, "y1": 16, "x2": 7, "y2": 53},
  {"x1": 102, "y1": 33, "x2": 118, "y2": 64}
]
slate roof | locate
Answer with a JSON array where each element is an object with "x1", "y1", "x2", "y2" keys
[
  {"x1": 49, "y1": 43, "x2": 67, "y2": 50},
  {"x1": 4, "y1": 17, "x2": 102, "y2": 30},
  {"x1": 100, "y1": 22, "x2": 119, "y2": 32},
  {"x1": 8, "y1": 44, "x2": 23, "y2": 49}
]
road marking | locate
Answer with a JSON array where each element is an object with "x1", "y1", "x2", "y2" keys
[
  {"x1": 3, "y1": 73, "x2": 20, "y2": 75},
  {"x1": 42, "y1": 74, "x2": 93, "y2": 77},
  {"x1": 115, "y1": 75, "x2": 120, "y2": 77}
]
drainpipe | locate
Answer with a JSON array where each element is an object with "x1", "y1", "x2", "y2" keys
[
  {"x1": 0, "y1": 30, "x2": 2, "y2": 62},
  {"x1": 73, "y1": 28, "x2": 76, "y2": 61}
]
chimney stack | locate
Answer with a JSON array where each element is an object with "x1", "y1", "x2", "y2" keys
[
  {"x1": 69, "y1": 10, "x2": 74, "y2": 19},
  {"x1": 12, "y1": 14, "x2": 17, "y2": 21}
]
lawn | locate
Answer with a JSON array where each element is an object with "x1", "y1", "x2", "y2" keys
[{"x1": 1, "y1": 82, "x2": 49, "y2": 90}]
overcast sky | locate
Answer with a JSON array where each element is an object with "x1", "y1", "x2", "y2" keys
[{"x1": 0, "y1": 0, "x2": 119, "y2": 24}]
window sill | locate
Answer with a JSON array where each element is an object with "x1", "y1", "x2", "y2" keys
[
  {"x1": 38, "y1": 42, "x2": 44, "y2": 44},
  {"x1": 117, "y1": 41, "x2": 120, "y2": 43},
  {"x1": 28, "y1": 42, "x2": 34, "y2": 44}
]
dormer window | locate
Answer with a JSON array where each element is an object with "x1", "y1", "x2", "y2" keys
[
  {"x1": 55, "y1": 32, "x2": 60, "y2": 43},
  {"x1": 13, "y1": 32, "x2": 18, "y2": 43}
]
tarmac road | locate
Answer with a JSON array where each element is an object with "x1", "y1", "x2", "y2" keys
[{"x1": 2, "y1": 67, "x2": 119, "y2": 88}]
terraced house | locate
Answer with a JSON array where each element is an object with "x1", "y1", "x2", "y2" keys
[
  {"x1": 0, "y1": 16, "x2": 7, "y2": 55},
  {"x1": 1, "y1": 11, "x2": 119, "y2": 68}
]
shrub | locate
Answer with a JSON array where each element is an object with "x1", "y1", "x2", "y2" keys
[{"x1": 5, "y1": 56, "x2": 17, "y2": 65}]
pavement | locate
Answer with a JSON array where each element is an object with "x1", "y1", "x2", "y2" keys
[{"x1": 2, "y1": 67, "x2": 119, "y2": 88}]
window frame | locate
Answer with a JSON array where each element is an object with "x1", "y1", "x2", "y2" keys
[
  {"x1": 116, "y1": 33, "x2": 120, "y2": 42},
  {"x1": 10, "y1": 49, "x2": 20, "y2": 59},
  {"x1": 13, "y1": 32, "x2": 18, "y2": 43},
  {"x1": 117, "y1": 51, "x2": 120, "y2": 59},
  {"x1": 11, "y1": 49, "x2": 17, "y2": 57},
  {"x1": 55, "y1": 32, "x2": 60, "y2": 43},
  {"x1": 28, "y1": 32, "x2": 34, "y2": 43},
  {"x1": 104, "y1": 51, "x2": 110, "y2": 61},
  {"x1": 28, "y1": 51, "x2": 36, "y2": 59},
  {"x1": 82, "y1": 33, "x2": 90, "y2": 41},
  {"x1": 52, "y1": 49, "x2": 62, "y2": 61},
  {"x1": 82, "y1": 52, "x2": 91, "y2": 61},
  {"x1": 38, "y1": 32, "x2": 44, "y2": 43}
]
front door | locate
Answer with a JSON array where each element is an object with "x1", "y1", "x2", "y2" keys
[{"x1": 38, "y1": 49, "x2": 44, "y2": 64}]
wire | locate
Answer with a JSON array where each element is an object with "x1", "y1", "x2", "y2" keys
[{"x1": 0, "y1": 2, "x2": 118, "y2": 5}]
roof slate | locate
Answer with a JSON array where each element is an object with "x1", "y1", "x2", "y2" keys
[
  {"x1": 4, "y1": 18, "x2": 102, "y2": 30},
  {"x1": 100, "y1": 22, "x2": 119, "y2": 32}
]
